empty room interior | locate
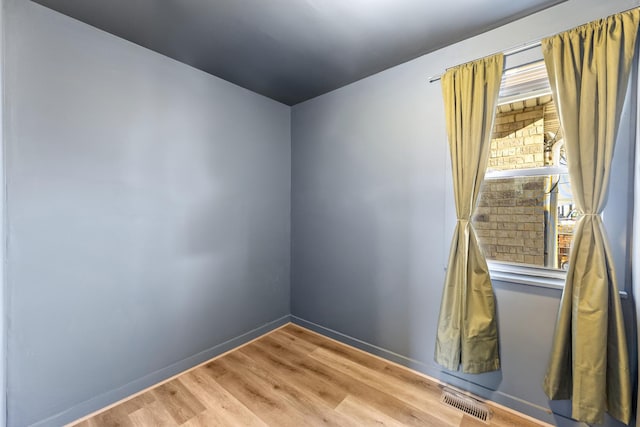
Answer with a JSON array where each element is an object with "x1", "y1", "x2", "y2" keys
[{"x1": 2, "y1": 0, "x2": 640, "y2": 426}]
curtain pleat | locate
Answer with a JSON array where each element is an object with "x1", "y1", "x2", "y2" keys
[
  {"x1": 435, "y1": 54, "x2": 503, "y2": 374},
  {"x1": 541, "y1": 8, "x2": 639, "y2": 424}
]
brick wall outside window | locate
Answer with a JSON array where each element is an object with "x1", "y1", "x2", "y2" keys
[{"x1": 473, "y1": 99, "x2": 562, "y2": 267}]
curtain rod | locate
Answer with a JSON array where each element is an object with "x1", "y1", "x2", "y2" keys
[
  {"x1": 428, "y1": 5, "x2": 640, "y2": 84},
  {"x1": 427, "y1": 40, "x2": 542, "y2": 83}
]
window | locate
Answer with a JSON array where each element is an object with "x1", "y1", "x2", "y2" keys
[
  {"x1": 439, "y1": 56, "x2": 632, "y2": 292},
  {"x1": 472, "y1": 61, "x2": 580, "y2": 273}
]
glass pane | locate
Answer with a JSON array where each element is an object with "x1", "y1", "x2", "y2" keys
[
  {"x1": 473, "y1": 173, "x2": 579, "y2": 269},
  {"x1": 474, "y1": 175, "x2": 545, "y2": 266}
]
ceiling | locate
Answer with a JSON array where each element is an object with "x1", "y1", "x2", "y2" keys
[{"x1": 32, "y1": 0, "x2": 566, "y2": 105}]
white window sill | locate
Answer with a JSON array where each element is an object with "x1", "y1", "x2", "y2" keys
[
  {"x1": 486, "y1": 261, "x2": 628, "y2": 299},
  {"x1": 484, "y1": 165, "x2": 568, "y2": 179},
  {"x1": 487, "y1": 261, "x2": 566, "y2": 289}
]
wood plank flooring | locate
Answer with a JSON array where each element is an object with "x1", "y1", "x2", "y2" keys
[{"x1": 71, "y1": 324, "x2": 550, "y2": 427}]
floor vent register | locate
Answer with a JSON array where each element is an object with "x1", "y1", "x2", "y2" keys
[{"x1": 440, "y1": 387, "x2": 492, "y2": 423}]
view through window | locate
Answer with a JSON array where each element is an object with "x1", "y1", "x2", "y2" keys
[{"x1": 473, "y1": 61, "x2": 579, "y2": 270}]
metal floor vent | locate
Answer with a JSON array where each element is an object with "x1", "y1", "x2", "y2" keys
[{"x1": 440, "y1": 387, "x2": 492, "y2": 423}]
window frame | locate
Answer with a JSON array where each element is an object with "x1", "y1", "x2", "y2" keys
[{"x1": 479, "y1": 87, "x2": 574, "y2": 283}]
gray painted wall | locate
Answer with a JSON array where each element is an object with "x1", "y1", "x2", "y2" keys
[
  {"x1": 4, "y1": 1, "x2": 291, "y2": 425},
  {"x1": 0, "y1": 0, "x2": 6, "y2": 426},
  {"x1": 291, "y1": 0, "x2": 639, "y2": 426}
]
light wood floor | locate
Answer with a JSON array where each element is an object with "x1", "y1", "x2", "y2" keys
[{"x1": 71, "y1": 324, "x2": 550, "y2": 427}]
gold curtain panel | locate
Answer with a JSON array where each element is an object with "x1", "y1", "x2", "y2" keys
[
  {"x1": 541, "y1": 8, "x2": 639, "y2": 425},
  {"x1": 435, "y1": 53, "x2": 503, "y2": 374}
]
